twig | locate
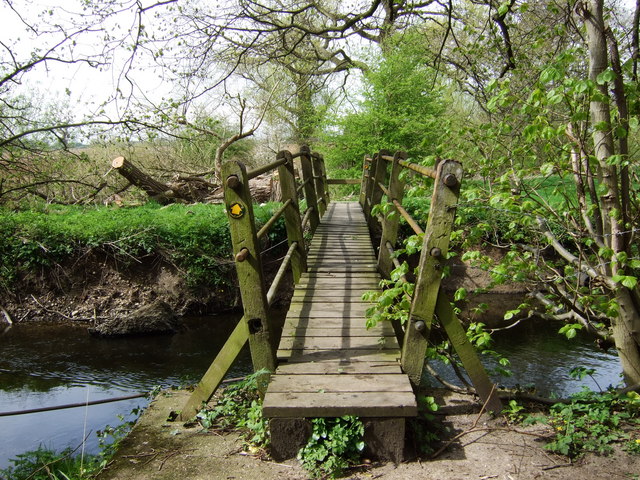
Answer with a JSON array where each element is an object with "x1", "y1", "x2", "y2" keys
[
  {"x1": 158, "y1": 449, "x2": 196, "y2": 471},
  {"x1": 431, "y1": 385, "x2": 496, "y2": 459},
  {"x1": 542, "y1": 462, "x2": 572, "y2": 471},
  {"x1": 30, "y1": 294, "x2": 73, "y2": 320}
]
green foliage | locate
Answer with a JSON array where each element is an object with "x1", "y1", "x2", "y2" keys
[
  {"x1": 196, "y1": 370, "x2": 270, "y2": 448},
  {"x1": 407, "y1": 395, "x2": 441, "y2": 455},
  {"x1": 297, "y1": 416, "x2": 365, "y2": 479},
  {"x1": 0, "y1": 446, "x2": 101, "y2": 480},
  {"x1": 0, "y1": 401, "x2": 146, "y2": 480},
  {"x1": 0, "y1": 202, "x2": 286, "y2": 291},
  {"x1": 502, "y1": 400, "x2": 526, "y2": 423},
  {"x1": 321, "y1": 29, "x2": 446, "y2": 176},
  {"x1": 534, "y1": 389, "x2": 640, "y2": 458}
]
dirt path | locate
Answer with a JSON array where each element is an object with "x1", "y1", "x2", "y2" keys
[{"x1": 96, "y1": 390, "x2": 639, "y2": 480}]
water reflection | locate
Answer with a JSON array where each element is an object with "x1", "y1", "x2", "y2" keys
[
  {"x1": 425, "y1": 318, "x2": 623, "y2": 397},
  {"x1": 0, "y1": 314, "x2": 252, "y2": 469}
]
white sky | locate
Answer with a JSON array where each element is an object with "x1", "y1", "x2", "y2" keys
[{"x1": 1, "y1": 0, "x2": 639, "y2": 126}]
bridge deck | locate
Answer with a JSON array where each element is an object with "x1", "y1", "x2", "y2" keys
[{"x1": 263, "y1": 202, "x2": 417, "y2": 418}]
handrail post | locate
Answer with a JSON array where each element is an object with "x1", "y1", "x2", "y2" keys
[
  {"x1": 300, "y1": 145, "x2": 320, "y2": 233},
  {"x1": 312, "y1": 152, "x2": 328, "y2": 217},
  {"x1": 222, "y1": 160, "x2": 277, "y2": 379},
  {"x1": 367, "y1": 149, "x2": 390, "y2": 235},
  {"x1": 277, "y1": 150, "x2": 307, "y2": 283},
  {"x1": 363, "y1": 152, "x2": 379, "y2": 222},
  {"x1": 401, "y1": 159, "x2": 463, "y2": 386},
  {"x1": 359, "y1": 155, "x2": 370, "y2": 209},
  {"x1": 377, "y1": 151, "x2": 407, "y2": 278}
]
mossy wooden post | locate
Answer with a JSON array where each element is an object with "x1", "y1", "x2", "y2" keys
[
  {"x1": 359, "y1": 156, "x2": 371, "y2": 209},
  {"x1": 401, "y1": 159, "x2": 463, "y2": 385},
  {"x1": 179, "y1": 318, "x2": 249, "y2": 420},
  {"x1": 318, "y1": 153, "x2": 330, "y2": 206},
  {"x1": 277, "y1": 150, "x2": 307, "y2": 283},
  {"x1": 435, "y1": 292, "x2": 503, "y2": 412},
  {"x1": 377, "y1": 151, "x2": 407, "y2": 278},
  {"x1": 363, "y1": 153, "x2": 379, "y2": 222},
  {"x1": 300, "y1": 145, "x2": 320, "y2": 233},
  {"x1": 223, "y1": 160, "x2": 276, "y2": 383},
  {"x1": 367, "y1": 150, "x2": 390, "y2": 235},
  {"x1": 311, "y1": 153, "x2": 328, "y2": 217}
]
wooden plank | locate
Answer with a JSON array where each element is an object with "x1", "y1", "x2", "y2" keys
[
  {"x1": 277, "y1": 349, "x2": 400, "y2": 362},
  {"x1": 281, "y1": 327, "x2": 394, "y2": 337},
  {"x1": 262, "y1": 392, "x2": 417, "y2": 417},
  {"x1": 275, "y1": 362, "x2": 402, "y2": 375},
  {"x1": 268, "y1": 374, "x2": 412, "y2": 393},
  {"x1": 282, "y1": 317, "x2": 385, "y2": 329},
  {"x1": 278, "y1": 335, "x2": 398, "y2": 350}
]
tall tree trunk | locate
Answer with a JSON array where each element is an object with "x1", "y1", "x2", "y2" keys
[{"x1": 583, "y1": 0, "x2": 640, "y2": 386}]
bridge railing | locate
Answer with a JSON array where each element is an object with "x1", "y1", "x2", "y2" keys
[
  {"x1": 180, "y1": 145, "x2": 328, "y2": 418},
  {"x1": 360, "y1": 150, "x2": 501, "y2": 412}
]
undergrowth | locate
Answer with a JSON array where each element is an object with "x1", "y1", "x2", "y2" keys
[
  {"x1": 0, "y1": 202, "x2": 286, "y2": 291},
  {"x1": 0, "y1": 401, "x2": 143, "y2": 480},
  {"x1": 297, "y1": 416, "x2": 365, "y2": 479},
  {"x1": 514, "y1": 387, "x2": 640, "y2": 458},
  {"x1": 195, "y1": 370, "x2": 270, "y2": 449}
]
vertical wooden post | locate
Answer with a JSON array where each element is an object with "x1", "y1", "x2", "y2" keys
[
  {"x1": 318, "y1": 153, "x2": 330, "y2": 206},
  {"x1": 277, "y1": 150, "x2": 307, "y2": 283},
  {"x1": 377, "y1": 151, "x2": 407, "y2": 278},
  {"x1": 367, "y1": 150, "x2": 390, "y2": 235},
  {"x1": 222, "y1": 160, "x2": 277, "y2": 378},
  {"x1": 300, "y1": 145, "x2": 320, "y2": 233},
  {"x1": 359, "y1": 156, "x2": 371, "y2": 210},
  {"x1": 311, "y1": 153, "x2": 328, "y2": 217},
  {"x1": 363, "y1": 153, "x2": 379, "y2": 222},
  {"x1": 401, "y1": 159, "x2": 463, "y2": 385}
]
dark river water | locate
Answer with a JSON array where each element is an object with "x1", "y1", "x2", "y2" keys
[{"x1": 0, "y1": 312, "x2": 622, "y2": 469}]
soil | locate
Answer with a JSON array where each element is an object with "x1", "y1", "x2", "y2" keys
[
  {"x1": 96, "y1": 390, "x2": 640, "y2": 480},
  {"x1": 1, "y1": 244, "x2": 525, "y2": 331}
]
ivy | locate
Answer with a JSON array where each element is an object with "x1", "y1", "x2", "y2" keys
[{"x1": 297, "y1": 416, "x2": 365, "y2": 479}]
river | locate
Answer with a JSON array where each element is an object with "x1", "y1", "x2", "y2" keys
[{"x1": 0, "y1": 313, "x2": 623, "y2": 469}]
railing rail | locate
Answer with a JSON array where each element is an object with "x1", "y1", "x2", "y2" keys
[
  {"x1": 180, "y1": 145, "x2": 326, "y2": 419},
  {"x1": 181, "y1": 145, "x2": 502, "y2": 419},
  {"x1": 360, "y1": 149, "x2": 502, "y2": 412}
]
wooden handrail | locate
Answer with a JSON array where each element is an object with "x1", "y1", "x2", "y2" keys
[
  {"x1": 256, "y1": 199, "x2": 292, "y2": 239},
  {"x1": 247, "y1": 156, "x2": 289, "y2": 179}
]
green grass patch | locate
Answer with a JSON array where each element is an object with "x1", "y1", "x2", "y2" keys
[{"x1": 0, "y1": 202, "x2": 286, "y2": 290}]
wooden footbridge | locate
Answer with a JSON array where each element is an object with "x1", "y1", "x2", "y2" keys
[{"x1": 180, "y1": 146, "x2": 502, "y2": 460}]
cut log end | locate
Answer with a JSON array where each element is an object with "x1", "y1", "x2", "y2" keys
[{"x1": 112, "y1": 156, "x2": 126, "y2": 169}]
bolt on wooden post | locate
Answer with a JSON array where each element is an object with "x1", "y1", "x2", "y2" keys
[
  {"x1": 277, "y1": 150, "x2": 307, "y2": 283},
  {"x1": 401, "y1": 159, "x2": 463, "y2": 386},
  {"x1": 377, "y1": 151, "x2": 407, "y2": 278},
  {"x1": 222, "y1": 160, "x2": 277, "y2": 379}
]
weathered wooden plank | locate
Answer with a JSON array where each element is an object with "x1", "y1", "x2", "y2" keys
[
  {"x1": 268, "y1": 374, "x2": 412, "y2": 393},
  {"x1": 275, "y1": 362, "x2": 401, "y2": 375},
  {"x1": 281, "y1": 327, "x2": 394, "y2": 337},
  {"x1": 278, "y1": 335, "x2": 398, "y2": 350},
  {"x1": 262, "y1": 392, "x2": 417, "y2": 417},
  {"x1": 277, "y1": 349, "x2": 400, "y2": 362}
]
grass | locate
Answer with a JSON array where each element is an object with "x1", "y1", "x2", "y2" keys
[{"x1": 0, "y1": 202, "x2": 286, "y2": 290}]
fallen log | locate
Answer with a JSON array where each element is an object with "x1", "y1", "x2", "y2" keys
[
  {"x1": 111, "y1": 156, "x2": 278, "y2": 204},
  {"x1": 112, "y1": 156, "x2": 175, "y2": 204}
]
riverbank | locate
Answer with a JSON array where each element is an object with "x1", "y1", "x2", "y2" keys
[{"x1": 96, "y1": 389, "x2": 640, "y2": 480}]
